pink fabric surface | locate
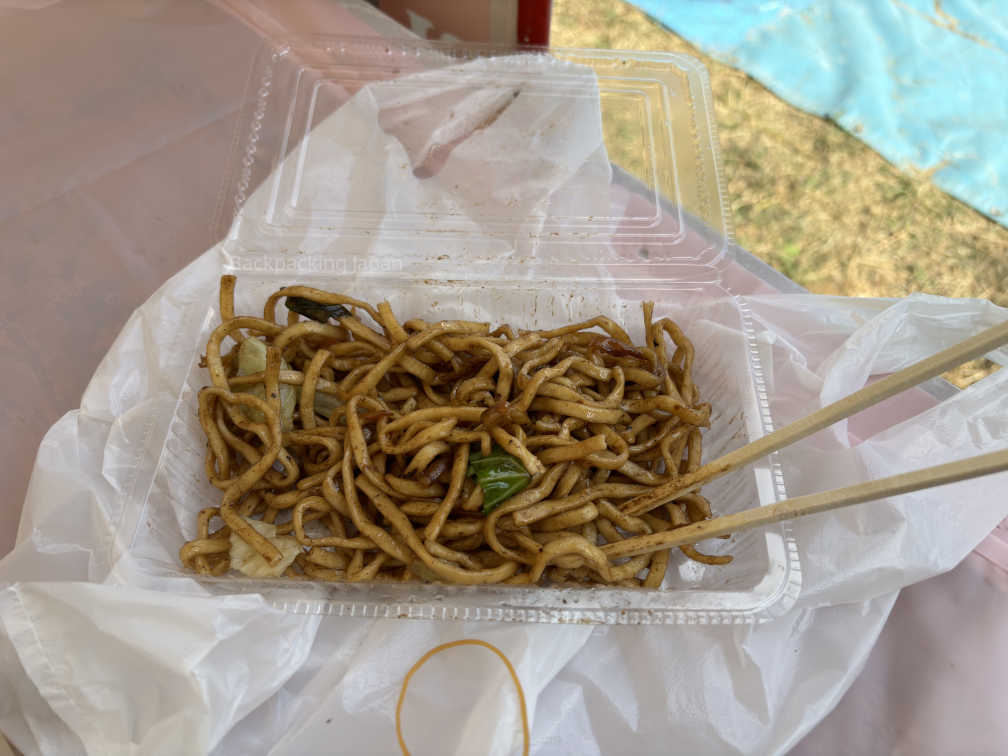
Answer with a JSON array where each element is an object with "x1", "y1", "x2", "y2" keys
[
  {"x1": 2, "y1": 2, "x2": 1005, "y2": 755},
  {"x1": 211, "y1": 0, "x2": 408, "y2": 41},
  {"x1": 793, "y1": 552, "x2": 1008, "y2": 755},
  {"x1": 1, "y1": 0, "x2": 260, "y2": 555}
]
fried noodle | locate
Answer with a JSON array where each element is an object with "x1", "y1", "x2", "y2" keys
[{"x1": 178, "y1": 276, "x2": 731, "y2": 586}]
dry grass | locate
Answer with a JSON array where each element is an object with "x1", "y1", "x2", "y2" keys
[{"x1": 552, "y1": 0, "x2": 1007, "y2": 387}]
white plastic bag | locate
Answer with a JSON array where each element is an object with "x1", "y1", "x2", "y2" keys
[{"x1": 3, "y1": 283, "x2": 1006, "y2": 756}]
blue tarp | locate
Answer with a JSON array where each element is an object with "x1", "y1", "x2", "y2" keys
[{"x1": 632, "y1": 0, "x2": 1008, "y2": 226}]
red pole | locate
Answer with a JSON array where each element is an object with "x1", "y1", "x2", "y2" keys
[{"x1": 517, "y1": 0, "x2": 552, "y2": 45}]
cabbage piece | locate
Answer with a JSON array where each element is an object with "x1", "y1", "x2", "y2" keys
[
  {"x1": 229, "y1": 518, "x2": 301, "y2": 577},
  {"x1": 235, "y1": 337, "x2": 297, "y2": 431}
]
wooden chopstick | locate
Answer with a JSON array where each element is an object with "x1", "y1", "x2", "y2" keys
[
  {"x1": 622, "y1": 319, "x2": 1008, "y2": 517},
  {"x1": 603, "y1": 447, "x2": 1008, "y2": 559}
]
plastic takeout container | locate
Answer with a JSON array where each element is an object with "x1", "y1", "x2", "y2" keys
[{"x1": 122, "y1": 37, "x2": 800, "y2": 624}]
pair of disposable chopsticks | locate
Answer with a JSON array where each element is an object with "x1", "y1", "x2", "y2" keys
[{"x1": 606, "y1": 320, "x2": 1008, "y2": 560}]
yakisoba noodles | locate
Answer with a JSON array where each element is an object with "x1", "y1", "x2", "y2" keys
[{"x1": 179, "y1": 276, "x2": 731, "y2": 586}]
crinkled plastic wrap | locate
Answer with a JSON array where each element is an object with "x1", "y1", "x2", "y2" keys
[{"x1": 2, "y1": 49, "x2": 1007, "y2": 756}]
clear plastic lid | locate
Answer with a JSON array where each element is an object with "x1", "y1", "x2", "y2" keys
[{"x1": 216, "y1": 37, "x2": 734, "y2": 274}]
